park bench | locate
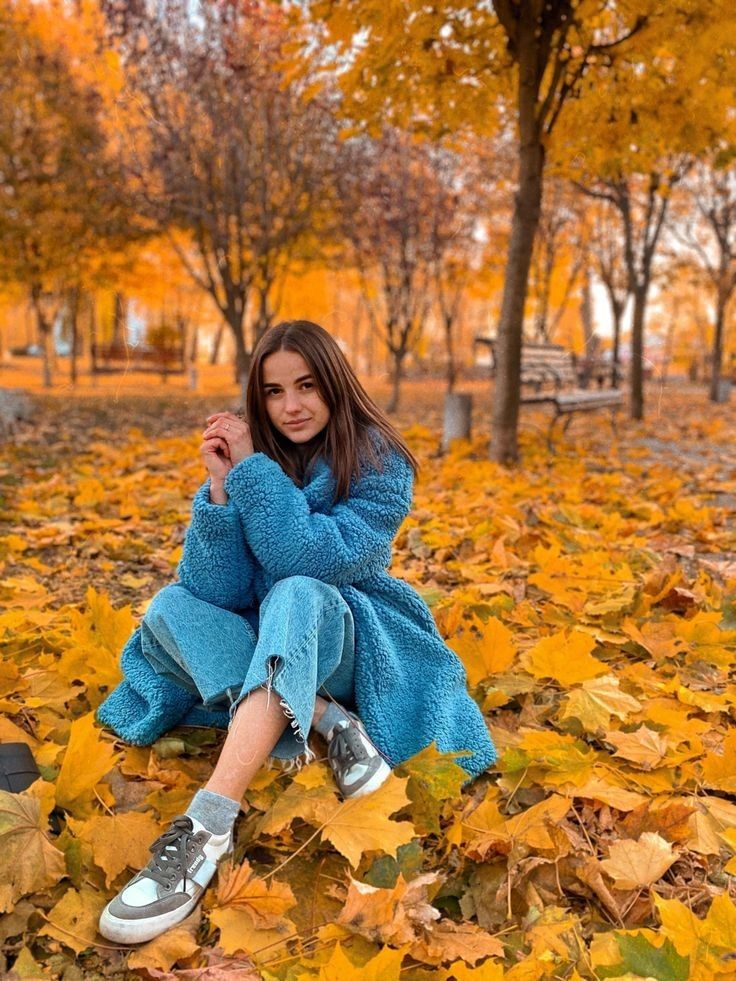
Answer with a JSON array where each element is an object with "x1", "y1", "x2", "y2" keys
[
  {"x1": 474, "y1": 337, "x2": 623, "y2": 449},
  {"x1": 91, "y1": 342, "x2": 186, "y2": 380}
]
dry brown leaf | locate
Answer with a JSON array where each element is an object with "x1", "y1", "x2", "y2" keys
[
  {"x1": 0, "y1": 786, "x2": 66, "y2": 913},
  {"x1": 606, "y1": 726, "x2": 669, "y2": 769},
  {"x1": 337, "y1": 873, "x2": 441, "y2": 946},
  {"x1": 601, "y1": 832, "x2": 677, "y2": 890},
  {"x1": 212, "y1": 857, "x2": 296, "y2": 928},
  {"x1": 127, "y1": 917, "x2": 201, "y2": 972}
]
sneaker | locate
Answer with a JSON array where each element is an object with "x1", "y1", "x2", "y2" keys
[
  {"x1": 98, "y1": 814, "x2": 233, "y2": 944},
  {"x1": 326, "y1": 712, "x2": 392, "y2": 798}
]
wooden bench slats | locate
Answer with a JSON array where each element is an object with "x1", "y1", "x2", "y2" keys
[{"x1": 474, "y1": 335, "x2": 623, "y2": 448}]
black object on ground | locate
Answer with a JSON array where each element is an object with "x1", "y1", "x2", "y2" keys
[{"x1": 0, "y1": 742, "x2": 41, "y2": 792}]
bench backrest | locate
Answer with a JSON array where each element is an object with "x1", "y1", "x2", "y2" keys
[{"x1": 475, "y1": 337, "x2": 578, "y2": 389}]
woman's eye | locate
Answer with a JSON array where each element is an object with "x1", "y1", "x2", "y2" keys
[{"x1": 301, "y1": 382, "x2": 313, "y2": 390}]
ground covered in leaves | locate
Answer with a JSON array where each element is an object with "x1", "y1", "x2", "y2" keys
[{"x1": 0, "y1": 381, "x2": 735, "y2": 979}]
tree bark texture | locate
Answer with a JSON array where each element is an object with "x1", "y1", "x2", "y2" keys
[
  {"x1": 710, "y1": 291, "x2": 727, "y2": 402},
  {"x1": 491, "y1": 49, "x2": 545, "y2": 463},
  {"x1": 629, "y1": 284, "x2": 648, "y2": 420}
]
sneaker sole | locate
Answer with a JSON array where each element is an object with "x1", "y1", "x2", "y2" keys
[
  {"x1": 341, "y1": 758, "x2": 392, "y2": 799},
  {"x1": 99, "y1": 892, "x2": 201, "y2": 944}
]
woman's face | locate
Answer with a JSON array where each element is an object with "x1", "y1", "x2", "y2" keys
[{"x1": 262, "y1": 349, "x2": 330, "y2": 443}]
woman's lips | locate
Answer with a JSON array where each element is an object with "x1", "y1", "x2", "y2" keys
[{"x1": 285, "y1": 419, "x2": 310, "y2": 427}]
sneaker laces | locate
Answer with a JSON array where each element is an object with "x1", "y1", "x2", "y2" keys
[
  {"x1": 143, "y1": 815, "x2": 200, "y2": 891},
  {"x1": 328, "y1": 722, "x2": 371, "y2": 769}
]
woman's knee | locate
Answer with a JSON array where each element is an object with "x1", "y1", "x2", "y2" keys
[
  {"x1": 264, "y1": 575, "x2": 343, "y2": 611},
  {"x1": 143, "y1": 583, "x2": 194, "y2": 628}
]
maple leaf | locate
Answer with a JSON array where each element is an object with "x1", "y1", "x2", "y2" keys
[
  {"x1": 521, "y1": 630, "x2": 607, "y2": 687},
  {"x1": 621, "y1": 801, "x2": 694, "y2": 842},
  {"x1": 601, "y1": 833, "x2": 677, "y2": 890},
  {"x1": 560, "y1": 674, "x2": 642, "y2": 733},
  {"x1": 412, "y1": 919, "x2": 504, "y2": 967},
  {"x1": 205, "y1": 856, "x2": 298, "y2": 960},
  {"x1": 314, "y1": 942, "x2": 407, "y2": 981},
  {"x1": 127, "y1": 921, "x2": 202, "y2": 974},
  {"x1": 700, "y1": 728, "x2": 736, "y2": 792},
  {"x1": 70, "y1": 810, "x2": 164, "y2": 887},
  {"x1": 444, "y1": 960, "x2": 505, "y2": 980},
  {"x1": 448, "y1": 615, "x2": 516, "y2": 686},
  {"x1": 54, "y1": 711, "x2": 121, "y2": 817},
  {"x1": 615, "y1": 934, "x2": 689, "y2": 981},
  {"x1": 212, "y1": 857, "x2": 296, "y2": 928},
  {"x1": 320, "y1": 774, "x2": 416, "y2": 868},
  {"x1": 337, "y1": 873, "x2": 442, "y2": 946},
  {"x1": 654, "y1": 893, "x2": 736, "y2": 979},
  {"x1": 606, "y1": 725, "x2": 669, "y2": 769},
  {"x1": 396, "y1": 742, "x2": 469, "y2": 835},
  {"x1": 466, "y1": 794, "x2": 572, "y2": 860},
  {"x1": 255, "y1": 763, "x2": 338, "y2": 836},
  {"x1": 564, "y1": 776, "x2": 648, "y2": 812},
  {"x1": 0, "y1": 784, "x2": 66, "y2": 913},
  {"x1": 38, "y1": 884, "x2": 107, "y2": 954},
  {"x1": 209, "y1": 906, "x2": 297, "y2": 960},
  {"x1": 337, "y1": 874, "x2": 503, "y2": 966}
]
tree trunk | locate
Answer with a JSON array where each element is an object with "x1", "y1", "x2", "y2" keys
[
  {"x1": 444, "y1": 312, "x2": 456, "y2": 392},
  {"x1": 69, "y1": 286, "x2": 81, "y2": 386},
  {"x1": 491, "y1": 135, "x2": 544, "y2": 462},
  {"x1": 490, "y1": 16, "x2": 545, "y2": 464},
  {"x1": 228, "y1": 312, "x2": 250, "y2": 403},
  {"x1": 611, "y1": 300, "x2": 623, "y2": 388},
  {"x1": 112, "y1": 292, "x2": 127, "y2": 347},
  {"x1": 210, "y1": 322, "x2": 225, "y2": 365},
  {"x1": 581, "y1": 266, "x2": 594, "y2": 348},
  {"x1": 40, "y1": 320, "x2": 53, "y2": 388},
  {"x1": 30, "y1": 287, "x2": 54, "y2": 388},
  {"x1": 709, "y1": 291, "x2": 727, "y2": 402},
  {"x1": 386, "y1": 348, "x2": 405, "y2": 413},
  {"x1": 630, "y1": 284, "x2": 648, "y2": 420},
  {"x1": 89, "y1": 293, "x2": 98, "y2": 386}
]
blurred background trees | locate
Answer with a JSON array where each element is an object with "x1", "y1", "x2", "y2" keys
[{"x1": 1, "y1": 0, "x2": 736, "y2": 458}]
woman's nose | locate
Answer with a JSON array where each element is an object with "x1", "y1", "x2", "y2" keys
[{"x1": 284, "y1": 391, "x2": 302, "y2": 412}]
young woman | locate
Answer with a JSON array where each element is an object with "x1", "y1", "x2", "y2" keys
[{"x1": 96, "y1": 319, "x2": 496, "y2": 945}]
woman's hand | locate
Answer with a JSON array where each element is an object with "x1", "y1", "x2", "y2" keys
[
  {"x1": 199, "y1": 432, "x2": 233, "y2": 484},
  {"x1": 201, "y1": 412, "x2": 254, "y2": 470}
]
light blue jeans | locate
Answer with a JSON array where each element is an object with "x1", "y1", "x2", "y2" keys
[{"x1": 138, "y1": 575, "x2": 356, "y2": 761}]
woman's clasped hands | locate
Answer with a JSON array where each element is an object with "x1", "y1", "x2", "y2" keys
[{"x1": 200, "y1": 411, "x2": 254, "y2": 482}]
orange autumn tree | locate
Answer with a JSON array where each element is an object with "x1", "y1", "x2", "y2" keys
[
  {"x1": 671, "y1": 160, "x2": 736, "y2": 402},
  {"x1": 309, "y1": 0, "x2": 652, "y2": 462},
  {"x1": 0, "y1": 0, "x2": 143, "y2": 387},
  {"x1": 107, "y1": 0, "x2": 340, "y2": 397},
  {"x1": 565, "y1": 2, "x2": 736, "y2": 418}
]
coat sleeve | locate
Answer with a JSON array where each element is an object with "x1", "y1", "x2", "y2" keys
[
  {"x1": 222, "y1": 447, "x2": 414, "y2": 586},
  {"x1": 175, "y1": 479, "x2": 257, "y2": 610}
]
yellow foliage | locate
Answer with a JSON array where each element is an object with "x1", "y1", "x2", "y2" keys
[{"x1": 2, "y1": 386, "x2": 735, "y2": 974}]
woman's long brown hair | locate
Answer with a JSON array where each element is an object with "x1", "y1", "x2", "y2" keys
[{"x1": 244, "y1": 320, "x2": 419, "y2": 503}]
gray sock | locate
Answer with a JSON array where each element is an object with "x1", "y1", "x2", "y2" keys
[
  {"x1": 313, "y1": 701, "x2": 352, "y2": 740},
  {"x1": 186, "y1": 788, "x2": 241, "y2": 835}
]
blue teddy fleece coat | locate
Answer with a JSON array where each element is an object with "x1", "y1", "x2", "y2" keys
[{"x1": 96, "y1": 435, "x2": 497, "y2": 780}]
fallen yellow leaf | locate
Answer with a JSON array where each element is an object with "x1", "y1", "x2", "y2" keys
[
  {"x1": 522, "y1": 630, "x2": 607, "y2": 687},
  {"x1": 55, "y1": 712, "x2": 121, "y2": 817},
  {"x1": 321, "y1": 774, "x2": 416, "y2": 867},
  {"x1": 601, "y1": 832, "x2": 676, "y2": 889}
]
